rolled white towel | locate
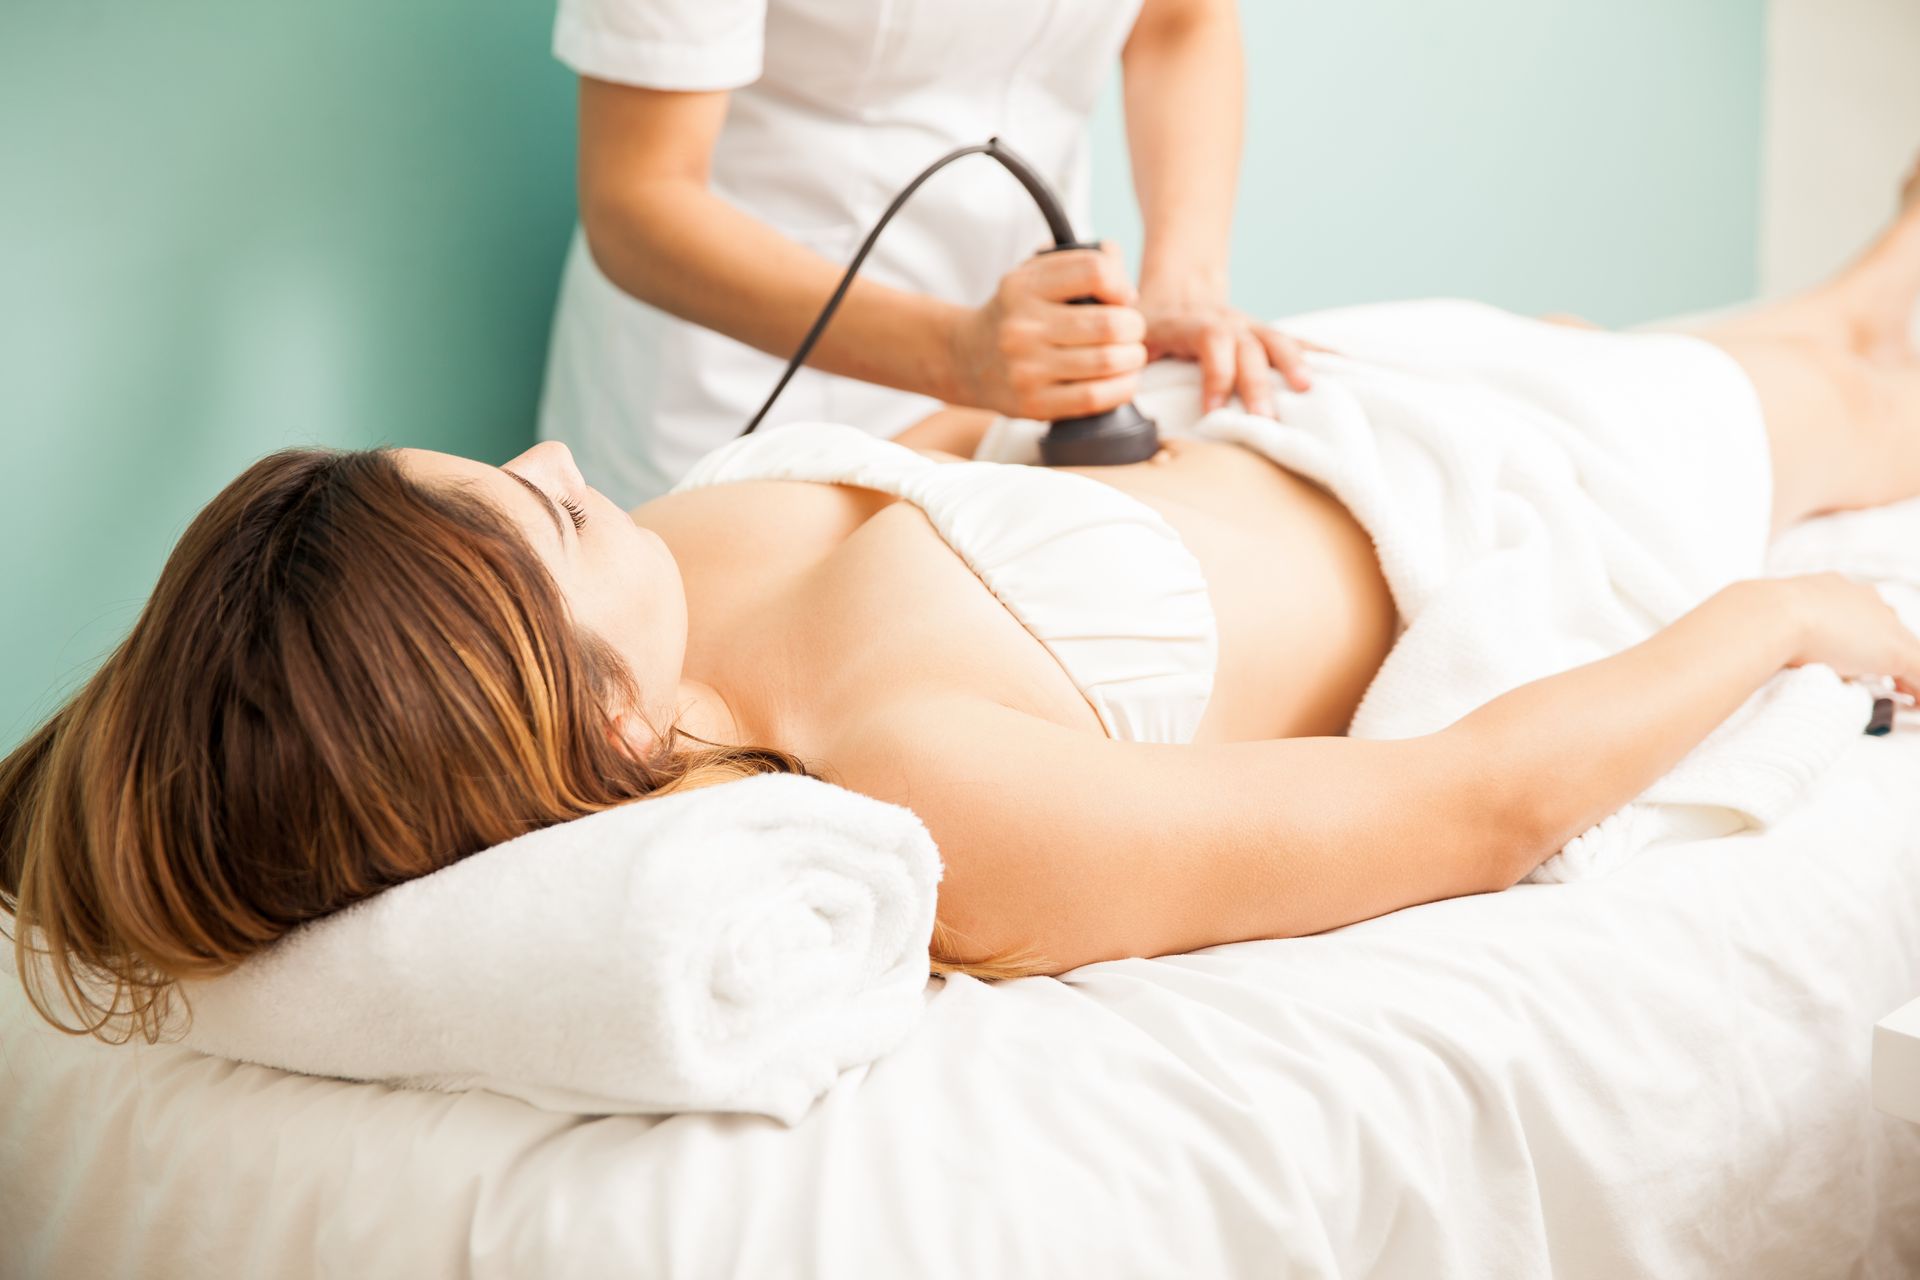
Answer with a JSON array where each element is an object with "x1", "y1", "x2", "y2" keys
[{"x1": 170, "y1": 772, "x2": 941, "y2": 1124}]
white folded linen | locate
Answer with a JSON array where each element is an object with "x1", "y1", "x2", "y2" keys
[
  {"x1": 165, "y1": 772, "x2": 941, "y2": 1124},
  {"x1": 984, "y1": 300, "x2": 1920, "y2": 878}
]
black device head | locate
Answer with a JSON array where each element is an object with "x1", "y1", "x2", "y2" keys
[{"x1": 1038, "y1": 400, "x2": 1160, "y2": 466}]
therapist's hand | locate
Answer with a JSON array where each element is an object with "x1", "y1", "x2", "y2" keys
[
  {"x1": 949, "y1": 243, "x2": 1148, "y2": 421},
  {"x1": 1139, "y1": 280, "x2": 1313, "y2": 416}
]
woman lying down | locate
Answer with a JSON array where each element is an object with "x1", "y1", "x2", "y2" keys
[{"x1": 10, "y1": 173, "x2": 1920, "y2": 1036}]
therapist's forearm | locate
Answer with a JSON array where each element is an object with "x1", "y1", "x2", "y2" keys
[
  {"x1": 581, "y1": 178, "x2": 970, "y2": 403},
  {"x1": 1121, "y1": 0, "x2": 1244, "y2": 297}
]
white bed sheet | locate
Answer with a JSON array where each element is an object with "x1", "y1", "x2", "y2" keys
[{"x1": 6, "y1": 732, "x2": 1920, "y2": 1279}]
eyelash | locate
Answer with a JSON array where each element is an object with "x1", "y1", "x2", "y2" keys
[{"x1": 558, "y1": 495, "x2": 588, "y2": 532}]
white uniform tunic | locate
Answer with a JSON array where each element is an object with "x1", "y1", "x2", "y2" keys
[{"x1": 540, "y1": 0, "x2": 1146, "y2": 504}]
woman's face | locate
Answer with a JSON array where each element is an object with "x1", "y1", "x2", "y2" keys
[{"x1": 397, "y1": 442, "x2": 686, "y2": 730}]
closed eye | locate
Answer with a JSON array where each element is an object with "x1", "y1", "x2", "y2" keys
[
  {"x1": 499, "y1": 467, "x2": 577, "y2": 547},
  {"x1": 557, "y1": 494, "x2": 588, "y2": 532}
]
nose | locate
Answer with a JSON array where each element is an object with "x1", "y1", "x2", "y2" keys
[{"x1": 504, "y1": 440, "x2": 585, "y2": 489}]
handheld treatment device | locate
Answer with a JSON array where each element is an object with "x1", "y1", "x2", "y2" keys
[{"x1": 740, "y1": 137, "x2": 1160, "y2": 466}]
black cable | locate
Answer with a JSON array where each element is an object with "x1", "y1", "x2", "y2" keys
[{"x1": 739, "y1": 137, "x2": 1078, "y2": 437}]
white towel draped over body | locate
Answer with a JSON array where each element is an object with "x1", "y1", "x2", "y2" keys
[
  {"x1": 159, "y1": 774, "x2": 941, "y2": 1124},
  {"x1": 989, "y1": 300, "x2": 1920, "y2": 878}
]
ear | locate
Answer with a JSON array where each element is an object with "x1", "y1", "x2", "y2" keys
[{"x1": 609, "y1": 710, "x2": 662, "y2": 762}]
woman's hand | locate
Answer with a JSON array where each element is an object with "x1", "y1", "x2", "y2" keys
[
  {"x1": 948, "y1": 244, "x2": 1149, "y2": 421},
  {"x1": 1772, "y1": 573, "x2": 1920, "y2": 696},
  {"x1": 1139, "y1": 278, "x2": 1312, "y2": 415}
]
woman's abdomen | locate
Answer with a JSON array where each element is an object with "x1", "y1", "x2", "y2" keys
[{"x1": 1068, "y1": 441, "x2": 1399, "y2": 742}]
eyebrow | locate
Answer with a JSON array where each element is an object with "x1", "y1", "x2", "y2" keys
[{"x1": 500, "y1": 468, "x2": 567, "y2": 548}]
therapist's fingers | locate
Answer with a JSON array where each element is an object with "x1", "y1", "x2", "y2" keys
[
  {"x1": 1235, "y1": 332, "x2": 1275, "y2": 417},
  {"x1": 1003, "y1": 341, "x2": 1145, "y2": 402},
  {"x1": 1257, "y1": 327, "x2": 1313, "y2": 393},
  {"x1": 1197, "y1": 324, "x2": 1238, "y2": 414},
  {"x1": 1020, "y1": 248, "x2": 1137, "y2": 306},
  {"x1": 1041, "y1": 341, "x2": 1149, "y2": 383},
  {"x1": 1146, "y1": 313, "x2": 1237, "y2": 412},
  {"x1": 1028, "y1": 371, "x2": 1142, "y2": 421},
  {"x1": 1047, "y1": 303, "x2": 1148, "y2": 346}
]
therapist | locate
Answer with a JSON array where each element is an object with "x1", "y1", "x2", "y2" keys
[{"x1": 540, "y1": 0, "x2": 1309, "y2": 504}]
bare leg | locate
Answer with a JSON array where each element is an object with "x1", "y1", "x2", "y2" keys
[
  {"x1": 1688, "y1": 159, "x2": 1920, "y2": 532},
  {"x1": 1712, "y1": 337, "x2": 1920, "y2": 531},
  {"x1": 1697, "y1": 153, "x2": 1920, "y2": 365}
]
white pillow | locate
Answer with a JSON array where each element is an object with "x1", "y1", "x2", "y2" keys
[{"x1": 172, "y1": 772, "x2": 941, "y2": 1124}]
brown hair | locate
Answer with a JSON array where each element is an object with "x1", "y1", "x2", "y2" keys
[{"x1": 0, "y1": 448, "x2": 826, "y2": 1041}]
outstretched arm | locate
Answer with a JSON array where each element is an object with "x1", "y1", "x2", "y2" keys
[
  {"x1": 827, "y1": 576, "x2": 1920, "y2": 973},
  {"x1": 1448, "y1": 575, "x2": 1916, "y2": 858}
]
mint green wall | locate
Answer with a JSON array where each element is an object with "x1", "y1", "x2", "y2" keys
[
  {"x1": 0, "y1": 1, "x2": 1762, "y2": 747},
  {"x1": 1091, "y1": 0, "x2": 1765, "y2": 326},
  {"x1": 1, "y1": 2, "x2": 578, "y2": 745}
]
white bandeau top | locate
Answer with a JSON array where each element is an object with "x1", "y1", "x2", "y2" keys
[{"x1": 672, "y1": 422, "x2": 1219, "y2": 745}]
